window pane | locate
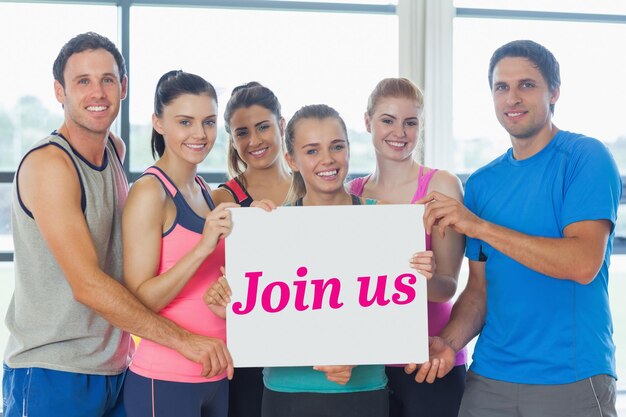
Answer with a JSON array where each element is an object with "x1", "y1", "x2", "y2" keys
[
  {"x1": 0, "y1": 3, "x2": 118, "y2": 172},
  {"x1": 454, "y1": 0, "x2": 626, "y2": 15},
  {"x1": 129, "y1": 6, "x2": 398, "y2": 174},
  {"x1": 275, "y1": 0, "x2": 396, "y2": 4},
  {"x1": 0, "y1": 183, "x2": 12, "y2": 253},
  {"x1": 0, "y1": 262, "x2": 15, "y2": 404},
  {"x1": 452, "y1": 18, "x2": 626, "y2": 174}
]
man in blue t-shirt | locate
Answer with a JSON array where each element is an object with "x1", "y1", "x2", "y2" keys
[{"x1": 406, "y1": 40, "x2": 620, "y2": 416}]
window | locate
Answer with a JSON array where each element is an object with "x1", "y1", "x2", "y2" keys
[
  {"x1": 0, "y1": 3, "x2": 118, "y2": 173},
  {"x1": 455, "y1": 0, "x2": 626, "y2": 15},
  {"x1": 128, "y1": 5, "x2": 398, "y2": 175},
  {"x1": 452, "y1": 17, "x2": 626, "y2": 174}
]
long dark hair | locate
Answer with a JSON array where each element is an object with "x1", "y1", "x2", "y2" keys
[
  {"x1": 223, "y1": 82, "x2": 282, "y2": 182},
  {"x1": 151, "y1": 70, "x2": 217, "y2": 159}
]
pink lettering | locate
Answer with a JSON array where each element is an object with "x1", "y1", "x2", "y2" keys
[
  {"x1": 231, "y1": 267, "x2": 346, "y2": 314},
  {"x1": 392, "y1": 273, "x2": 417, "y2": 305},
  {"x1": 357, "y1": 275, "x2": 391, "y2": 307},
  {"x1": 232, "y1": 271, "x2": 262, "y2": 315},
  {"x1": 310, "y1": 278, "x2": 344, "y2": 310},
  {"x1": 262, "y1": 281, "x2": 290, "y2": 313}
]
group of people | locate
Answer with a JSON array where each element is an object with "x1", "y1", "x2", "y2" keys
[{"x1": 1, "y1": 30, "x2": 620, "y2": 417}]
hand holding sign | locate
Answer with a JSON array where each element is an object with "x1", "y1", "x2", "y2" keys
[{"x1": 404, "y1": 336, "x2": 456, "y2": 383}]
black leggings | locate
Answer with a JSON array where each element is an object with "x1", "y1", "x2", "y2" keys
[
  {"x1": 229, "y1": 367, "x2": 264, "y2": 417},
  {"x1": 123, "y1": 370, "x2": 228, "y2": 417},
  {"x1": 386, "y1": 365, "x2": 466, "y2": 417},
  {"x1": 262, "y1": 387, "x2": 389, "y2": 417}
]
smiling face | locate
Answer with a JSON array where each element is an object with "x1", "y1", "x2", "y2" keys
[
  {"x1": 54, "y1": 48, "x2": 127, "y2": 138},
  {"x1": 366, "y1": 96, "x2": 421, "y2": 162},
  {"x1": 491, "y1": 56, "x2": 559, "y2": 141},
  {"x1": 153, "y1": 93, "x2": 218, "y2": 166},
  {"x1": 229, "y1": 104, "x2": 285, "y2": 171},
  {"x1": 286, "y1": 117, "x2": 349, "y2": 198}
]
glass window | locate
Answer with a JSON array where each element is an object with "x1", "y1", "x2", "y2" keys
[
  {"x1": 452, "y1": 17, "x2": 626, "y2": 174},
  {"x1": 276, "y1": 0, "x2": 396, "y2": 4},
  {"x1": 128, "y1": 6, "x2": 398, "y2": 174},
  {"x1": 454, "y1": 0, "x2": 626, "y2": 15},
  {"x1": 0, "y1": 262, "x2": 15, "y2": 401},
  {"x1": 0, "y1": 183, "x2": 12, "y2": 253},
  {"x1": 0, "y1": 3, "x2": 118, "y2": 172}
]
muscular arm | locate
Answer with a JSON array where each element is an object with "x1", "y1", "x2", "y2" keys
[
  {"x1": 420, "y1": 191, "x2": 612, "y2": 285},
  {"x1": 439, "y1": 260, "x2": 486, "y2": 352},
  {"x1": 475, "y1": 219, "x2": 610, "y2": 284},
  {"x1": 407, "y1": 260, "x2": 486, "y2": 383},
  {"x1": 19, "y1": 147, "x2": 232, "y2": 377},
  {"x1": 426, "y1": 171, "x2": 465, "y2": 302}
]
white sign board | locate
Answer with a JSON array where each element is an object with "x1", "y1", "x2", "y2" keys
[{"x1": 225, "y1": 204, "x2": 428, "y2": 367}]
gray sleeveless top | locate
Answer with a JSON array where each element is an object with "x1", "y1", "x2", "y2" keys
[{"x1": 4, "y1": 133, "x2": 133, "y2": 375}]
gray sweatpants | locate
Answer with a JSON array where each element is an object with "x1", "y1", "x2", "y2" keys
[{"x1": 459, "y1": 370, "x2": 616, "y2": 417}]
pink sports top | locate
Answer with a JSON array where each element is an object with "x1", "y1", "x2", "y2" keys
[
  {"x1": 348, "y1": 166, "x2": 467, "y2": 367},
  {"x1": 129, "y1": 166, "x2": 227, "y2": 382}
]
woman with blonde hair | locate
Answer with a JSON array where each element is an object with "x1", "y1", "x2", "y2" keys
[{"x1": 348, "y1": 78, "x2": 467, "y2": 417}]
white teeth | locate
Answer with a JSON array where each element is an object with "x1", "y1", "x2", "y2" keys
[
  {"x1": 250, "y1": 148, "x2": 267, "y2": 156},
  {"x1": 317, "y1": 170, "x2": 337, "y2": 177},
  {"x1": 387, "y1": 140, "x2": 406, "y2": 148},
  {"x1": 507, "y1": 112, "x2": 524, "y2": 117},
  {"x1": 86, "y1": 106, "x2": 107, "y2": 112},
  {"x1": 185, "y1": 143, "x2": 205, "y2": 149}
]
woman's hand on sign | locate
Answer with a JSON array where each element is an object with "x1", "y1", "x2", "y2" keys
[
  {"x1": 410, "y1": 250, "x2": 435, "y2": 280},
  {"x1": 250, "y1": 199, "x2": 277, "y2": 211},
  {"x1": 204, "y1": 266, "x2": 232, "y2": 319},
  {"x1": 198, "y1": 203, "x2": 239, "y2": 257},
  {"x1": 313, "y1": 365, "x2": 355, "y2": 385}
]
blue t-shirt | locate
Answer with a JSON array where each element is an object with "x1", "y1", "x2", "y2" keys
[{"x1": 465, "y1": 130, "x2": 621, "y2": 385}]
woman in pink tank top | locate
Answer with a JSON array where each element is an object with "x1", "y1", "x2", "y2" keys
[
  {"x1": 348, "y1": 78, "x2": 467, "y2": 417},
  {"x1": 121, "y1": 71, "x2": 240, "y2": 417}
]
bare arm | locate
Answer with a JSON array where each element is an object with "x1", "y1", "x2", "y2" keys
[
  {"x1": 211, "y1": 187, "x2": 237, "y2": 205},
  {"x1": 439, "y1": 260, "x2": 486, "y2": 352},
  {"x1": 474, "y1": 219, "x2": 610, "y2": 284},
  {"x1": 418, "y1": 191, "x2": 611, "y2": 285},
  {"x1": 406, "y1": 260, "x2": 486, "y2": 383},
  {"x1": 19, "y1": 147, "x2": 232, "y2": 378},
  {"x1": 425, "y1": 171, "x2": 465, "y2": 302},
  {"x1": 123, "y1": 177, "x2": 236, "y2": 311}
]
